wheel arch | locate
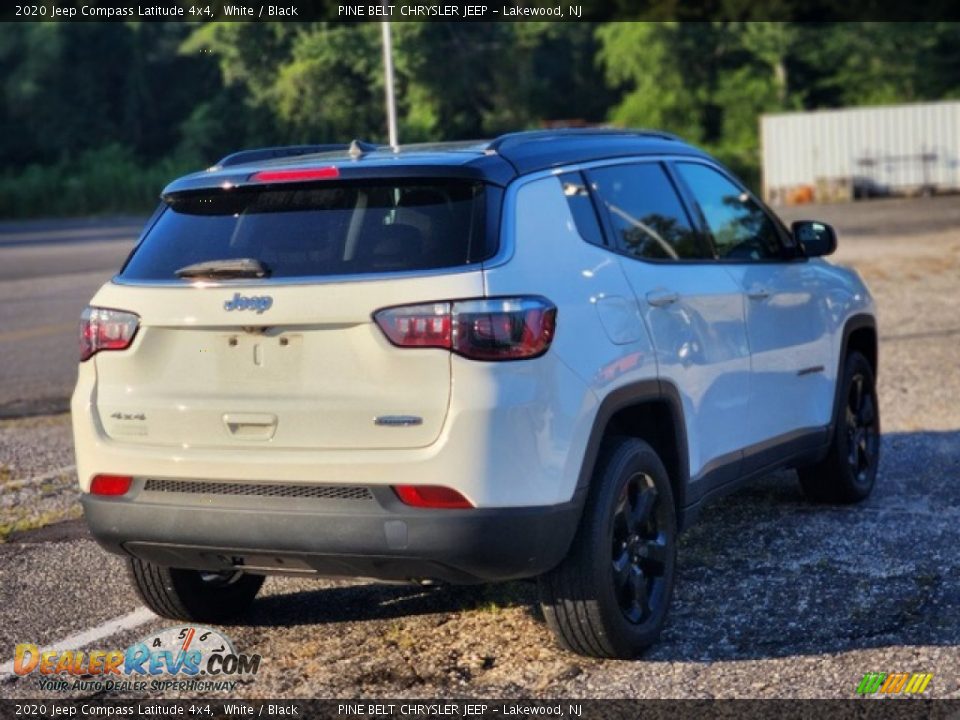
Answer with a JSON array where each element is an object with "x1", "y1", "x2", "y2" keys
[
  {"x1": 831, "y1": 314, "x2": 878, "y2": 430},
  {"x1": 846, "y1": 319, "x2": 878, "y2": 376},
  {"x1": 575, "y1": 380, "x2": 690, "y2": 523}
]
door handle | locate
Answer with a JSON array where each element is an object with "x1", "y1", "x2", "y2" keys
[
  {"x1": 747, "y1": 287, "x2": 771, "y2": 301},
  {"x1": 646, "y1": 289, "x2": 679, "y2": 308}
]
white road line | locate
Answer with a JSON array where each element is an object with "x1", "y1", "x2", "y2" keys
[{"x1": 0, "y1": 607, "x2": 155, "y2": 677}]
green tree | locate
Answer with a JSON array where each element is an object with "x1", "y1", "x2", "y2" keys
[
  {"x1": 3, "y1": 19, "x2": 960, "y2": 218},
  {"x1": 598, "y1": 22, "x2": 798, "y2": 183},
  {"x1": 274, "y1": 24, "x2": 386, "y2": 142},
  {"x1": 182, "y1": 22, "x2": 612, "y2": 146},
  {"x1": 793, "y1": 23, "x2": 960, "y2": 107}
]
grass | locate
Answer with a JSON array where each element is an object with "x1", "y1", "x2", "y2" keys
[
  {"x1": 0, "y1": 145, "x2": 200, "y2": 219},
  {"x1": 474, "y1": 600, "x2": 505, "y2": 616},
  {"x1": 38, "y1": 480, "x2": 60, "y2": 496},
  {"x1": 469, "y1": 583, "x2": 532, "y2": 615},
  {"x1": 0, "y1": 504, "x2": 82, "y2": 543},
  {"x1": 384, "y1": 621, "x2": 417, "y2": 650},
  {"x1": 0, "y1": 460, "x2": 80, "y2": 542}
]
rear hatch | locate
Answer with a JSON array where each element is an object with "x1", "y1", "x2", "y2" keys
[{"x1": 90, "y1": 177, "x2": 492, "y2": 450}]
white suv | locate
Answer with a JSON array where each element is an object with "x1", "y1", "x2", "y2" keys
[{"x1": 72, "y1": 130, "x2": 879, "y2": 658}]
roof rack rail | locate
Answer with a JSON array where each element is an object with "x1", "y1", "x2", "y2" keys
[
  {"x1": 487, "y1": 128, "x2": 680, "y2": 153},
  {"x1": 213, "y1": 144, "x2": 350, "y2": 169}
]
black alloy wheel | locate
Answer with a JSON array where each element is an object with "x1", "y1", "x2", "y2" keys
[
  {"x1": 845, "y1": 370, "x2": 880, "y2": 489},
  {"x1": 799, "y1": 351, "x2": 880, "y2": 503},
  {"x1": 611, "y1": 472, "x2": 670, "y2": 624}
]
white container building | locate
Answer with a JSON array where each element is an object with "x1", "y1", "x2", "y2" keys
[{"x1": 760, "y1": 101, "x2": 960, "y2": 204}]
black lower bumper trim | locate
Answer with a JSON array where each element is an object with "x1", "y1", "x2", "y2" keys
[{"x1": 81, "y1": 492, "x2": 583, "y2": 584}]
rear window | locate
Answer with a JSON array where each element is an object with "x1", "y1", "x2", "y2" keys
[
  {"x1": 587, "y1": 163, "x2": 711, "y2": 261},
  {"x1": 120, "y1": 180, "x2": 491, "y2": 281}
]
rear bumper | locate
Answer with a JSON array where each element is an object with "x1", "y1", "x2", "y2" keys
[
  {"x1": 81, "y1": 485, "x2": 583, "y2": 584},
  {"x1": 71, "y1": 351, "x2": 596, "y2": 509}
]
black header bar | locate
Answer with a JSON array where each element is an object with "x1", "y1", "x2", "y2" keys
[
  {"x1": 0, "y1": 699, "x2": 956, "y2": 720},
  {"x1": 2, "y1": 0, "x2": 959, "y2": 21}
]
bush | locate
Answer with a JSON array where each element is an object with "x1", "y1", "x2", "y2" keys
[{"x1": 0, "y1": 145, "x2": 200, "y2": 219}]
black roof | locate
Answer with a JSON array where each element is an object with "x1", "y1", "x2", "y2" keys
[
  {"x1": 487, "y1": 129, "x2": 705, "y2": 175},
  {"x1": 163, "y1": 129, "x2": 710, "y2": 195}
]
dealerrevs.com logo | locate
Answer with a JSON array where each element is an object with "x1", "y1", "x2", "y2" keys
[
  {"x1": 13, "y1": 626, "x2": 260, "y2": 693},
  {"x1": 856, "y1": 672, "x2": 933, "y2": 696}
]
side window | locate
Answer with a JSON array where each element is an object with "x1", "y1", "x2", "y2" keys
[
  {"x1": 586, "y1": 163, "x2": 711, "y2": 261},
  {"x1": 558, "y1": 172, "x2": 605, "y2": 247},
  {"x1": 675, "y1": 163, "x2": 785, "y2": 261}
]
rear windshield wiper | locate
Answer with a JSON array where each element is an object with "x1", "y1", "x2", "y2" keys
[{"x1": 175, "y1": 258, "x2": 270, "y2": 280}]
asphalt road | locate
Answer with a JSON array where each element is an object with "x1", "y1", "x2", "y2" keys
[
  {"x1": 1, "y1": 197, "x2": 959, "y2": 700},
  {"x1": 0, "y1": 218, "x2": 143, "y2": 417}
]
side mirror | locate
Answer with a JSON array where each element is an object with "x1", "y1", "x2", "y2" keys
[{"x1": 792, "y1": 220, "x2": 837, "y2": 257}]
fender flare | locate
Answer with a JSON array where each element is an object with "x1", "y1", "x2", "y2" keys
[
  {"x1": 573, "y1": 379, "x2": 690, "y2": 512},
  {"x1": 829, "y1": 313, "x2": 878, "y2": 434}
]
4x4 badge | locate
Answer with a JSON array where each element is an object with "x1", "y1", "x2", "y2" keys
[{"x1": 224, "y1": 293, "x2": 273, "y2": 314}]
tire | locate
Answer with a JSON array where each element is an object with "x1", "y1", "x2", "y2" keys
[
  {"x1": 799, "y1": 351, "x2": 880, "y2": 503},
  {"x1": 538, "y1": 437, "x2": 677, "y2": 658},
  {"x1": 128, "y1": 558, "x2": 264, "y2": 623}
]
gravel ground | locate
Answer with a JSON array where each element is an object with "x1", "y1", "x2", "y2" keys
[
  {"x1": 0, "y1": 414, "x2": 77, "y2": 540},
  {"x1": 1, "y1": 196, "x2": 958, "y2": 700}
]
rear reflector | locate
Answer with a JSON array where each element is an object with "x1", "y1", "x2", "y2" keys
[
  {"x1": 393, "y1": 485, "x2": 473, "y2": 509},
  {"x1": 374, "y1": 297, "x2": 557, "y2": 361},
  {"x1": 90, "y1": 475, "x2": 133, "y2": 496},
  {"x1": 251, "y1": 167, "x2": 339, "y2": 183},
  {"x1": 80, "y1": 307, "x2": 139, "y2": 362}
]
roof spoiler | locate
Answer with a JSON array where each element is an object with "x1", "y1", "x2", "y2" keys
[{"x1": 213, "y1": 144, "x2": 350, "y2": 169}]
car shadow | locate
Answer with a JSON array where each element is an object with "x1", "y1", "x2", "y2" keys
[
  {"x1": 244, "y1": 581, "x2": 535, "y2": 628},
  {"x1": 238, "y1": 430, "x2": 960, "y2": 663},
  {"x1": 645, "y1": 429, "x2": 960, "y2": 662}
]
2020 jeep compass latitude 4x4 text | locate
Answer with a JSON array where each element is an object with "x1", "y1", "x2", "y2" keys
[{"x1": 73, "y1": 130, "x2": 879, "y2": 658}]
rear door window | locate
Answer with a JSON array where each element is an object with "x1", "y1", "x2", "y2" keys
[
  {"x1": 558, "y1": 172, "x2": 606, "y2": 247},
  {"x1": 586, "y1": 163, "x2": 712, "y2": 261},
  {"x1": 120, "y1": 180, "x2": 490, "y2": 281}
]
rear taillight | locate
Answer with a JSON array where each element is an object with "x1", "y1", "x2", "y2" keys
[
  {"x1": 90, "y1": 474, "x2": 133, "y2": 496},
  {"x1": 374, "y1": 297, "x2": 556, "y2": 361},
  {"x1": 80, "y1": 307, "x2": 139, "y2": 362},
  {"x1": 394, "y1": 485, "x2": 473, "y2": 509}
]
